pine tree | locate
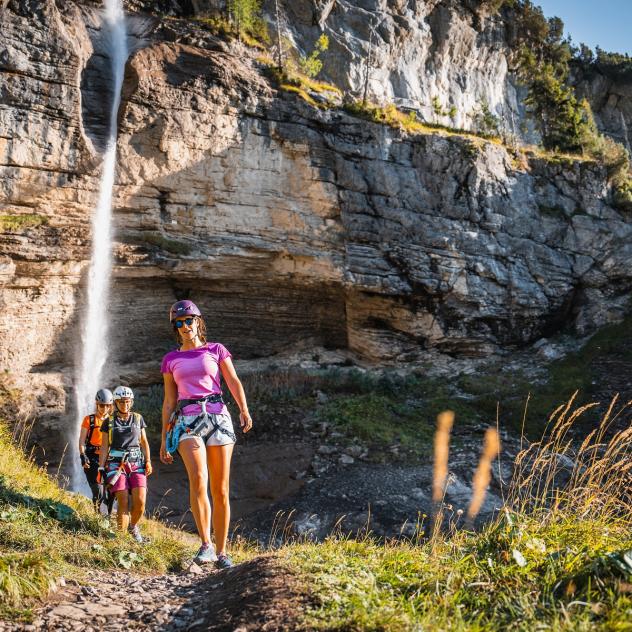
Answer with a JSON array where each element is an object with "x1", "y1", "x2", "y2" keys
[{"x1": 228, "y1": 0, "x2": 262, "y2": 40}]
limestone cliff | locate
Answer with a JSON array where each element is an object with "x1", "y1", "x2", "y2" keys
[{"x1": 0, "y1": 0, "x2": 631, "y2": 445}]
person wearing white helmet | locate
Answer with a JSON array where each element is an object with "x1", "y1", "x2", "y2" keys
[
  {"x1": 160, "y1": 300, "x2": 253, "y2": 569},
  {"x1": 78, "y1": 388, "x2": 113, "y2": 512},
  {"x1": 99, "y1": 385, "x2": 152, "y2": 542}
]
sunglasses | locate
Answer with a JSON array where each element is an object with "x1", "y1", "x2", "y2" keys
[{"x1": 174, "y1": 317, "x2": 195, "y2": 328}]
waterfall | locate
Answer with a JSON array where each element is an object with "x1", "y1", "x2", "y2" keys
[{"x1": 72, "y1": 0, "x2": 128, "y2": 490}]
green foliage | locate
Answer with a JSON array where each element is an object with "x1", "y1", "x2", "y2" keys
[
  {"x1": 298, "y1": 34, "x2": 329, "y2": 79},
  {"x1": 317, "y1": 392, "x2": 435, "y2": 458},
  {"x1": 227, "y1": 0, "x2": 268, "y2": 43},
  {"x1": 473, "y1": 101, "x2": 500, "y2": 136},
  {"x1": 592, "y1": 46, "x2": 632, "y2": 80},
  {"x1": 512, "y1": 2, "x2": 589, "y2": 153},
  {"x1": 519, "y1": 55, "x2": 591, "y2": 153},
  {"x1": 282, "y1": 517, "x2": 632, "y2": 631},
  {"x1": 431, "y1": 97, "x2": 459, "y2": 123},
  {"x1": 512, "y1": 1, "x2": 632, "y2": 197},
  {"x1": 478, "y1": 0, "x2": 511, "y2": 12},
  {"x1": 0, "y1": 214, "x2": 47, "y2": 233},
  {"x1": 432, "y1": 95, "x2": 443, "y2": 118},
  {"x1": 0, "y1": 420, "x2": 195, "y2": 619},
  {"x1": 0, "y1": 553, "x2": 51, "y2": 610}
]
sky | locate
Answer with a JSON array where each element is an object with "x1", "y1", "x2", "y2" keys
[{"x1": 536, "y1": 0, "x2": 632, "y2": 55}]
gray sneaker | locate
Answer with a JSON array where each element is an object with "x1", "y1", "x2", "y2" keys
[
  {"x1": 215, "y1": 553, "x2": 234, "y2": 570},
  {"x1": 129, "y1": 525, "x2": 144, "y2": 544},
  {"x1": 193, "y1": 543, "x2": 217, "y2": 565}
]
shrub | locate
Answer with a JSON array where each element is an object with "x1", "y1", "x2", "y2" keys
[
  {"x1": 0, "y1": 214, "x2": 47, "y2": 233},
  {"x1": 473, "y1": 101, "x2": 500, "y2": 136},
  {"x1": 227, "y1": 0, "x2": 268, "y2": 44},
  {"x1": 298, "y1": 34, "x2": 329, "y2": 79}
]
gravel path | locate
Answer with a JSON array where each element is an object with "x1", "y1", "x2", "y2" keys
[{"x1": 0, "y1": 557, "x2": 303, "y2": 632}]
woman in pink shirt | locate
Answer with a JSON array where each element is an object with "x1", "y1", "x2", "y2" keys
[{"x1": 159, "y1": 300, "x2": 253, "y2": 568}]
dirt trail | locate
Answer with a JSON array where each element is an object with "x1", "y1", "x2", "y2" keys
[{"x1": 0, "y1": 557, "x2": 304, "y2": 632}]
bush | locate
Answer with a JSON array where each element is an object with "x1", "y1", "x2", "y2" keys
[
  {"x1": 512, "y1": 2, "x2": 632, "y2": 197},
  {"x1": 0, "y1": 214, "x2": 47, "y2": 233},
  {"x1": 227, "y1": 0, "x2": 268, "y2": 44},
  {"x1": 298, "y1": 34, "x2": 329, "y2": 79},
  {"x1": 473, "y1": 101, "x2": 500, "y2": 136}
]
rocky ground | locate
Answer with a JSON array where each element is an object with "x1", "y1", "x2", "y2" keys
[
  {"x1": 0, "y1": 557, "x2": 303, "y2": 632},
  {"x1": 147, "y1": 391, "x2": 521, "y2": 543}
]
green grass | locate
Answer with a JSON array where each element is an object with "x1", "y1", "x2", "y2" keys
[
  {"x1": 0, "y1": 214, "x2": 47, "y2": 233},
  {"x1": 458, "y1": 316, "x2": 632, "y2": 436},
  {"x1": 194, "y1": 13, "x2": 270, "y2": 49},
  {"x1": 0, "y1": 419, "x2": 197, "y2": 620},
  {"x1": 279, "y1": 384, "x2": 632, "y2": 630},
  {"x1": 343, "y1": 101, "x2": 504, "y2": 145},
  {"x1": 235, "y1": 316, "x2": 632, "y2": 461},
  {"x1": 280, "y1": 515, "x2": 632, "y2": 631},
  {"x1": 261, "y1": 62, "x2": 342, "y2": 109}
]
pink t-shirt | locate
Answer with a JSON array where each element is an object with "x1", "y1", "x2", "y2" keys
[{"x1": 160, "y1": 342, "x2": 232, "y2": 415}]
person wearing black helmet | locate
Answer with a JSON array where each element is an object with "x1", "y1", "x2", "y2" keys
[
  {"x1": 79, "y1": 389, "x2": 113, "y2": 512},
  {"x1": 160, "y1": 300, "x2": 253, "y2": 569}
]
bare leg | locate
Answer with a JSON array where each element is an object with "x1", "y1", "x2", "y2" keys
[
  {"x1": 130, "y1": 487, "x2": 146, "y2": 527},
  {"x1": 178, "y1": 438, "x2": 212, "y2": 544},
  {"x1": 207, "y1": 444, "x2": 233, "y2": 554},
  {"x1": 115, "y1": 489, "x2": 129, "y2": 532}
]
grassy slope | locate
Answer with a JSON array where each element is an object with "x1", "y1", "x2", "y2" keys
[
  {"x1": 281, "y1": 516, "x2": 632, "y2": 631},
  {"x1": 0, "y1": 421, "x2": 197, "y2": 621}
]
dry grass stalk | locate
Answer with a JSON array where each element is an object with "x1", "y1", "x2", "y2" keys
[
  {"x1": 432, "y1": 411, "x2": 454, "y2": 504},
  {"x1": 467, "y1": 428, "x2": 501, "y2": 520},
  {"x1": 507, "y1": 395, "x2": 632, "y2": 523}
]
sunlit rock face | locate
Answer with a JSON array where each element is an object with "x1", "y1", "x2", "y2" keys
[
  {"x1": 574, "y1": 68, "x2": 632, "y2": 155},
  {"x1": 268, "y1": 0, "x2": 528, "y2": 138},
  {"x1": 0, "y1": 0, "x2": 631, "y2": 443}
]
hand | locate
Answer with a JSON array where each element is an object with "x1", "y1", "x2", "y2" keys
[
  {"x1": 240, "y1": 410, "x2": 253, "y2": 433},
  {"x1": 98, "y1": 467, "x2": 106, "y2": 483},
  {"x1": 145, "y1": 461, "x2": 153, "y2": 476},
  {"x1": 159, "y1": 441, "x2": 173, "y2": 464},
  {"x1": 80, "y1": 454, "x2": 90, "y2": 469}
]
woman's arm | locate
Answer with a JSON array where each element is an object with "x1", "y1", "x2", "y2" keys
[
  {"x1": 140, "y1": 428, "x2": 152, "y2": 476},
  {"x1": 78, "y1": 426, "x2": 88, "y2": 453},
  {"x1": 220, "y1": 357, "x2": 253, "y2": 432},
  {"x1": 160, "y1": 373, "x2": 178, "y2": 463},
  {"x1": 78, "y1": 426, "x2": 89, "y2": 469}
]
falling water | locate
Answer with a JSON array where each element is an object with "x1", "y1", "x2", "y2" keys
[{"x1": 72, "y1": 0, "x2": 128, "y2": 490}]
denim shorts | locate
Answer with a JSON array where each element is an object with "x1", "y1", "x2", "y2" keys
[{"x1": 177, "y1": 411, "x2": 236, "y2": 447}]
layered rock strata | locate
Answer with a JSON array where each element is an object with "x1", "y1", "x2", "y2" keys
[{"x1": 0, "y1": 1, "x2": 631, "y2": 450}]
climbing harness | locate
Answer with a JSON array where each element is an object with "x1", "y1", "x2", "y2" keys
[
  {"x1": 165, "y1": 394, "x2": 235, "y2": 454},
  {"x1": 106, "y1": 451, "x2": 130, "y2": 488},
  {"x1": 105, "y1": 412, "x2": 146, "y2": 488}
]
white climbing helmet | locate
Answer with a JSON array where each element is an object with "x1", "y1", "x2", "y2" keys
[{"x1": 113, "y1": 385, "x2": 134, "y2": 401}]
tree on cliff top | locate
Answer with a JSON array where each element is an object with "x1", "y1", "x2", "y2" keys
[
  {"x1": 513, "y1": 2, "x2": 596, "y2": 153},
  {"x1": 228, "y1": 0, "x2": 265, "y2": 42}
]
